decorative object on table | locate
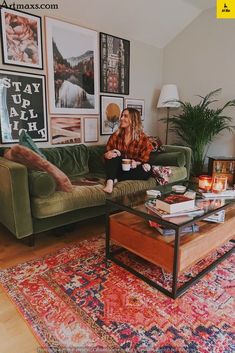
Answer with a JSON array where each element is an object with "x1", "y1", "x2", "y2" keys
[
  {"x1": 83, "y1": 116, "x2": 99, "y2": 143},
  {"x1": 124, "y1": 98, "x2": 145, "y2": 120},
  {"x1": 0, "y1": 69, "x2": 47, "y2": 143},
  {"x1": 198, "y1": 175, "x2": 213, "y2": 192},
  {"x1": 155, "y1": 194, "x2": 195, "y2": 213},
  {"x1": 171, "y1": 185, "x2": 186, "y2": 193},
  {"x1": 100, "y1": 95, "x2": 123, "y2": 135},
  {"x1": 100, "y1": 32, "x2": 130, "y2": 95},
  {"x1": 0, "y1": 8, "x2": 43, "y2": 69},
  {"x1": 166, "y1": 88, "x2": 235, "y2": 176},
  {"x1": 157, "y1": 84, "x2": 180, "y2": 144},
  {"x1": 45, "y1": 17, "x2": 99, "y2": 114},
  {"x1": 51, "y1": 117, "x2": 81, "y2": 145},
  {"x1": 212, "y1": 175, "x2": 228, "y2": 193},
  {"x1": 146, "y1": 189, "x2": 161, "y2": 197},
  {"x1": 208, "y1": 156, "x2": 235, "y2": 187}
]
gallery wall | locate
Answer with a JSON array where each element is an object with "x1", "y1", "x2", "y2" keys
[
  {"x1": 162, "y1": 8, "x2": 235, "y2": 158},
  {"x1": 0, "y1": 2, "x2": 163, "y2": 147}
]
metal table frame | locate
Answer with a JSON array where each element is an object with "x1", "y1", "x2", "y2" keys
[{"x1": 105, "y1": 198, "x2": 235, "y2": 299}]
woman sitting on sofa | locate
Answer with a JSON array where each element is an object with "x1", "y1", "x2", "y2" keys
[{"x1": 103, "y1": 108, "x2": 153, "y2": 193}]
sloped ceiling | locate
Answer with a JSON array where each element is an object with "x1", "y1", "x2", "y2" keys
[{"x1": 62, "y1": 0, "x2": 215, "y2": 48}]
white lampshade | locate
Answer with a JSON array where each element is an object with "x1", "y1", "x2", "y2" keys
[{"x1": 157, "y1": 84, "x2": 180, "y2": 108}]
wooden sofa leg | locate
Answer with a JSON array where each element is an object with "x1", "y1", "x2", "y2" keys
[{"x1": 21, "y1": 234, "x2": 35, "y2": 247}]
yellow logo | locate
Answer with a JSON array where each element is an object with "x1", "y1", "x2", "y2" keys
[{"x1": 217, "y1": 0, "x2": 235, "y2": 18}]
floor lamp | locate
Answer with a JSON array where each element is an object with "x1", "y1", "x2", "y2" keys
[{"x1": 157, "y1": 84, "x2": 180, "y2": 144}]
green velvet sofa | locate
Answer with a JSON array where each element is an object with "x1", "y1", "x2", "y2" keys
[{"x1": 0, "y1": 144, "x2": 191, "y2": 243}]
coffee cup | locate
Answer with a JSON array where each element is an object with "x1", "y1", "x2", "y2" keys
[{"x1": 122, "y1": 159, "x2": 131, "y2": 171}]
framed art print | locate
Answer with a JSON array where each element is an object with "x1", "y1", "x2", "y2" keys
[
  {"x1": 100, "y1": 95, "x2": 123, "y2": 135},
  {"x1": 0, "y1": 8, "x2": 43, "y2": 69},
  {"x1": 125, "y1": 98, "x2": 145, "y2": 121},
  {"x1": 84, "y1": 116, "x2": 98, "y2": 142},
  {"x1": 0, "y1": 69, "x2": 47, "y2": 143},
  {"x1": 51, "y1": 116, "x2": 81, "y2": 145},
  {"x1": 45, "y1": 17, "x2": 99, "y2": 115},
  {"x1": 100, "y1": 32, "x2": 130, "y2": 95}
]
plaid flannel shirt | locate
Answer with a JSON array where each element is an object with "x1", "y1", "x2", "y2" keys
[{"x1": 106, "y1": 131, "x2": 153, "y2": 162}]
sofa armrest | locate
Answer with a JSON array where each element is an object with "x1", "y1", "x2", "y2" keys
[
  {"x1": 0, "y1": 157, "x2": 33, "y2": 238},
  {"x1": 162, "y1": 145, "x2": 192, "y2": 180}
]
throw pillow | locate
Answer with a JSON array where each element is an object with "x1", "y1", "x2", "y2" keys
[
  {"x1": 148, "y1": 136, "x2": 164, "y2": 152},
  {"x1": 149, "y1": 151, "x2": 186, "y2": 167},
  {"x1": 4, "y1": 145, "x2": 73, "y2": 192},
  {"x1": 28, "y1": 171, "x2": 56, "y2": 198},
  {"x1": 19, "y1": 130, "x2": 47, "y2": 159}
]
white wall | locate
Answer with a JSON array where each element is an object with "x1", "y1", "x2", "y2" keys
[
  {"x1": 0, "y1": 1, "x2": 162, "y2": 147},
  {"x1": 162, "y1": 8, "x2": 235, "y2": 158}
]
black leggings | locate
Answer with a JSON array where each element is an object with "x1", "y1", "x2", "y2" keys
[{"x1": 105, "y1": 156, "x2": 151, "y2": 181}]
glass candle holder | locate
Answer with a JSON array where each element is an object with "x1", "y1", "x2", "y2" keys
[
  {"x1": 198, "y1": 175, "x2": 212, "y2": 192},
  {"x1": 212, "y1": 176, "x2": 227, "y2": 193}
]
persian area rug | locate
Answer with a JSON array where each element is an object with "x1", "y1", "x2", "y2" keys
[{"x1": 0, "y1": 236, "x2": 234, "y2": 353}]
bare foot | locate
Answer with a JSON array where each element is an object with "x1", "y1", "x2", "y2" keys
[{"x1": 103, "y1": 179, "x2": 114, "y2": 193}]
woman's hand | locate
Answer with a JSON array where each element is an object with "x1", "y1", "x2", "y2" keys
[
  {"x1": 104, "y1": 150, "x2": 120, "y2": 159},
  {"x1": 142, "y1": 163, "x2": 151, "y2": 172}
]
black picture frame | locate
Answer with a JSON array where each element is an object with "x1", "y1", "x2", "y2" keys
[
  {"x1": 0, "y1": 69, "x2": 48, "y2": 143},
  {"x1": 100, "y1": 32, "x2": 130, "y2": 95},
  {"x1": 0, "y1": 7, "x2": 43, "y2": 69}
]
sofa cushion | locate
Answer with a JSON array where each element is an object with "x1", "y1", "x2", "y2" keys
[
  {"x1": 28, "y1": 171, "x2": 56, "y2": 198},
  {"x1": 150, "y1": 151, "x2": 186, "y2": 167},
  {"x1": 148, "y1": 136, "x2": 164, "y2": 152},
  {"x1": 42, "y1": 144, "x2": 89, "y2": 177},
  {"x1": 31, "y1": 184, "x2": 106, "y2": 218},
  {"x1": 4, "y1": 145, "x2": 73, "y2": 192},
  {"x1": 31, "y1": 177, "x2": 156, "y2": 219}
]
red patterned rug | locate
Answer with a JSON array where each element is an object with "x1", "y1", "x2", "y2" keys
[{"x1": 0, "y1": 236, "x2": 234, "y2": 353}]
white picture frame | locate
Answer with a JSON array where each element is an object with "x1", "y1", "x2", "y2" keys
[
  {"x1": 83, "y1": 116, "x2": 99, "y2": 142},
  {"x1": 125, "y1": 98, "x2": 145, "y2": 121},
  {"x1": 45, "y1": 17, "x2": 99, "y2": 115}
]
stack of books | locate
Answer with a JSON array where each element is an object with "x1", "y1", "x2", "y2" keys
[
  {"x1": 203, "y1": 210, "x2": 225, "y2": 223},
  {"x1": 201, "y1": 190, "x2": 235, "y2": 199},
  {"x1": 145, "y1": 194, "x2": 202, "y2": 236},
  {"x1": 145, "y1": 195, "x2": 204, "y2": 219},
  {"x1": 149, "y1": 220, "x2": 199, "y2": 236}
]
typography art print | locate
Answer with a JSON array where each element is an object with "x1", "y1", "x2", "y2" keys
[{"x1": 0, "y1": 70, "x2": 48, "y2": 143}]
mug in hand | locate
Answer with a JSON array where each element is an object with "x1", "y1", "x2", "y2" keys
[{"x1": 122, "y1": 159, "x2": 131, "y2": 171}]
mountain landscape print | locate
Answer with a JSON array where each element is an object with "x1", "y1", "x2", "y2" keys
[{"x1": 46, "y1": 18, "x2": 98, "y2": 114}]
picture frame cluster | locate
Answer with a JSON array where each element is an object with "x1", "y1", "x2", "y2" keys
[{"x1": 0, "y1": 7, "x2": 144, "y2": 144}]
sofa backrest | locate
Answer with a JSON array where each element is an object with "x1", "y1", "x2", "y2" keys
[
  {"x1": 41, "y1": 144, "x2": 89, "y2": 177},
  {"x1": 88, "y1": 145, "x2": 106, "y2": 174}
]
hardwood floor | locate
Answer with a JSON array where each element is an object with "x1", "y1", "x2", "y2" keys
[{"x1": 0, "y1": 217, "x2": 105, "y2": 353}]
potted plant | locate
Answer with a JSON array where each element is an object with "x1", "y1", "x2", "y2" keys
[{"x1": 167, "y1": 88, "x2": 235, "y2": 176}]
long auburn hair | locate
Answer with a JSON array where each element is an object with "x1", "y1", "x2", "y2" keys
[{"x1": 117, "y1": 108, "x2": 143, "y2": 141}]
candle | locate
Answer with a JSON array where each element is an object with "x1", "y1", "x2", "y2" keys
[
  {"x1": 199, "y1": 175, "x2": 212, "y2": 192},
  {"x1": 212, "y1": 176, "x2": 227, "y2": 193}
]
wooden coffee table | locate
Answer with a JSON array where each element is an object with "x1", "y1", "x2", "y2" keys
[{"x1": 105, "y1": 191, "x2": 235, "y2": 298}]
